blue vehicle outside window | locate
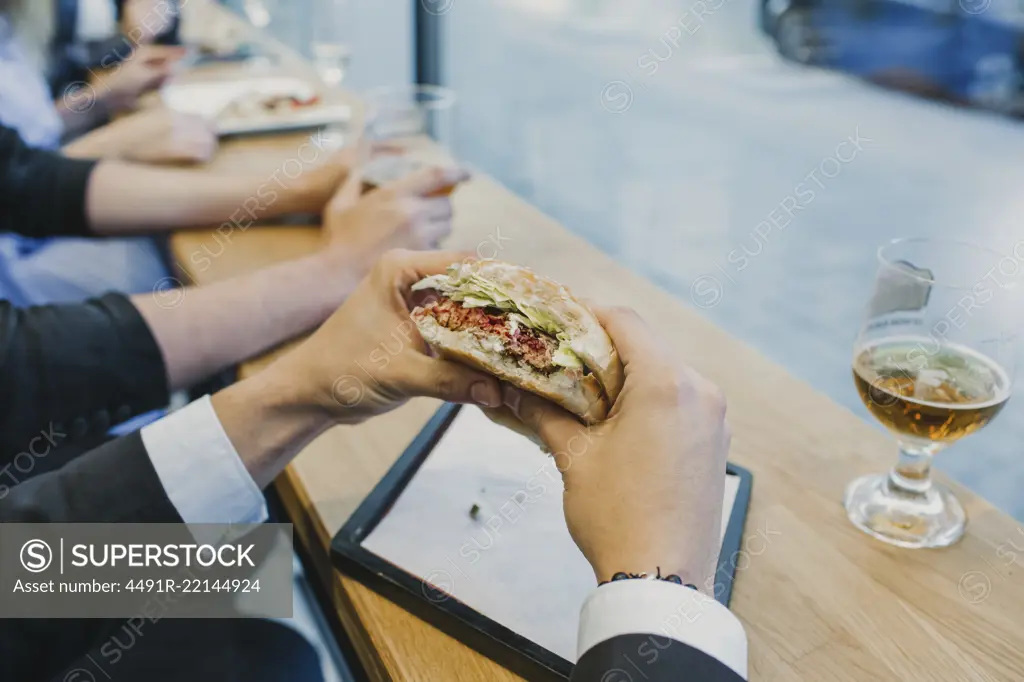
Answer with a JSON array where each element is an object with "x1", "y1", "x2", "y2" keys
[{"x1": 761, "y1": 0, "x2": 1024, "y2": 115}]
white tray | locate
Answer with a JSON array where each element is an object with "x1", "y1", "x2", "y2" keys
[{"x1": 161, "y1": 76, "x2": 351, "y2": 136}]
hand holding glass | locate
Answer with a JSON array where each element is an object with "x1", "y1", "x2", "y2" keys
[{"x1": 361, "y1": 85, "x2": 460, "y2": 196}]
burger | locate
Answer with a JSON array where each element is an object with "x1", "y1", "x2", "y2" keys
[{"x1": 410, "y1": 260, "x2": 624, "y2": 423}]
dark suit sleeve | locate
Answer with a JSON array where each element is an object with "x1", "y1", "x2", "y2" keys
[
  {"x1": 0, "y1": 293, "x2": 170, "y2": 471},
  {"x1": 0, "y1": 432, "x2": 182, "y2": 681},
  {"x1": 571, "y1": 635, "x2": 746, "y2": 682},
  {"x1": 114, "y1": 0, "x2": 181, "y2": 44},
  {"x1": 0, "y1": 431, "x2": 180, "y2": 523},
  {"x1": 0, "y1": 124, "x2": 97, "y2": 237}
]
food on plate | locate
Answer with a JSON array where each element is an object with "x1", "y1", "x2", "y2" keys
[
  {"x1": 220, "y1": 90, "x2": 321, "y2": 119},
  {"x1": 410, "y1": 260, "x2": 624, "y2": 423}
]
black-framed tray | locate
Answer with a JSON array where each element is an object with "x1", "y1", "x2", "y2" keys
[{"x1": 331, "y1": 403, "x2": 752, "y2": 681}]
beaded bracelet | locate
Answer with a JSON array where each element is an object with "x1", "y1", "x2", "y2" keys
[{"x1": 598, "y1": 566, "x2": 697, "y2": 591}]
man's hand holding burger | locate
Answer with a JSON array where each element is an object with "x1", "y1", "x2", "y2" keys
[
  {"x1": 210, "y1": 250, "x2": 730, "y2": 598},
  {"x1": 500, "y1": 307, "x2": 731, "y2": 595},
  {"x1": 404, "y1": 256, "x2": 731, "y2": 592}
]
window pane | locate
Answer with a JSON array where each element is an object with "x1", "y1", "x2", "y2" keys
[
  {"x1": 223, "y1": 0, "x2": 411, "y2": 87},
  {"x1": 443, "y1": 0, "x2": 1024, "y2": 517}
]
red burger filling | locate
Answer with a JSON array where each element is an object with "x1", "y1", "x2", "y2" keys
[{"x1": 418, "y1": 296, "x2": 559, "y2": 372}]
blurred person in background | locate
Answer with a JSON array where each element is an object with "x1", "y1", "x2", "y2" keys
[
  {"x1": 0, "y1": 0, "x2": 217, "y2": 307},
  {"x1": 2, "y1": 0, "x2": 184, "y2": 146},
  {"x1": 51, "y1": 0, "x2": 182, "y2": 103},
  {"x1": 0, "y1": 120, "x2": 469, "y2": 307},
  {"x1": 0, "y1": 133, "x2": 465, "y2": 473}
]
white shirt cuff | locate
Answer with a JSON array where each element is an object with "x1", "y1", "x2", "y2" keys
[
  {"x1": 578, "y1": 580, "x2": 748, "y2": 679},
  {"x1": 141, "y1": 395, "x2": 268, "y2": 525}
]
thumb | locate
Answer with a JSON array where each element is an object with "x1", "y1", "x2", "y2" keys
[
  {"x1": 327, "y1": 163, "x2": 363, "y2": 212},
  {"x1": 403, "y1": 355, "x2": 502, "y2": 408}
]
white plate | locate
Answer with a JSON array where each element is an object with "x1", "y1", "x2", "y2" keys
[{"x1": 161, "y1": 76, "x2": 351, "y2": 136}]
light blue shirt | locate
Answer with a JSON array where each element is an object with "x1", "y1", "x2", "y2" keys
[
  {"x1": 0, "y1": 16, "x2": 63, "y2": 148},
  {"x1": 0, "y1": 12, "x2": 169, "y2": 434},
  {"x1": 0, "y1": 14, "x2": 170, "y2": 308}
]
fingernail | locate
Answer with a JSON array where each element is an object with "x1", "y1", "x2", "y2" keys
[
  {"x1": 444, "y1": 166, "x2": 470, "y2": 184},
  {"x1": 471, "y1": 382, "x2": 499, "y2": 408},
  {"x1": 502, "y1": 385, "x2": 521, "y2": 414}
]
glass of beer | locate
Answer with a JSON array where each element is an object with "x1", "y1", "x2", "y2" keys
[
  {"x1": 361, "y1": 85, "x2": 460, "y2": 196},
  {"x1": 846, "y1": 238, "x2": 1016, "y2": 548}
]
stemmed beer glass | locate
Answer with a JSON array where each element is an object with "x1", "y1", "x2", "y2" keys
[{"x1": 845, "y1": 238, "x2": 1017, "y2": 548}]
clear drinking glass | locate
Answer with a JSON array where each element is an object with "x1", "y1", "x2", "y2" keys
[
  {"x1": 241, "y1": 0, "x2": 275, "y2": 28},
  {"x1": 845, "y1": 238, "x2": 1017, "y2": 548},
  {"x1": 311, "y1": 0, "x2": 353, "y2": 87},
  {"x1": 361, "y1": 85, "x2": 459, "y2": 193}
]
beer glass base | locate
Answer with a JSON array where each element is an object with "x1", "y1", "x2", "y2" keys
[{"x1": 844, "y1": 473, "x2": 966, "y2": 548}]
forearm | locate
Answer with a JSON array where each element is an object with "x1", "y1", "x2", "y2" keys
[
  {"x1": 55, "y1": 97, "x2": 111, "y2": 138},
  {"x1": 131, "y1": 249, "x2": 360, "y2": 391},
  {"x1": 211, "y1": 364, "x2": 333, "y2": 488},
  {"x1": 84, "y1": 160, "x2": 306, "y2": 234},
  {"x1": 62, "y1": 126, "x2": 114, "y2": 159}
]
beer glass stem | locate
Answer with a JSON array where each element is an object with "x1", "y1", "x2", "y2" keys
[{"x1": 889, "y1": 444, "x2": 934, "y2": 495}]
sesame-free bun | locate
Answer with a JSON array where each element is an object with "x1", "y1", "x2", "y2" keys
[
  {"x1": 412, "y1": 313, "x2": 610, "y2": 423},
  {"x1": 410, "y1": 260, "x2": 624, "y2": 423}
]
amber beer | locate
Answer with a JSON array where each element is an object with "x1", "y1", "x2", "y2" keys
[
  {"x1": 361, "y1": 155, "x2": 456, "y2": 197},
  {"x1": 853, "y1": 338, "x2": 1011, "y2": 443}
]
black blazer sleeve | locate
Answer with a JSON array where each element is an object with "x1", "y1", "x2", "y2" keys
[
  {"x1": 0, "y1": 124, "x2": 97, "y2": 237},
  {"x1": 0, "y1": 431, "x2": 179, "y2": 523},
  {"x1": 0, "y1": 293, "x2": 170, "y2": 469},
  {"x1": 0, "y1": 432, "x2": 182, "y2": 681},
  {"x1": 114, "y1": 0, "x2": 181, "y2": 44},
  {"x1": 571, "y1": 634, "x2": 746, "y2": 682}
]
